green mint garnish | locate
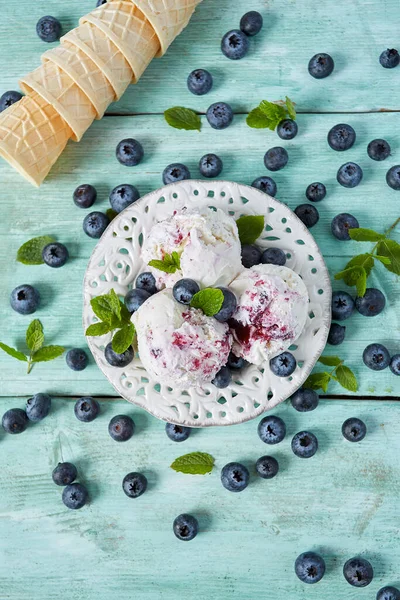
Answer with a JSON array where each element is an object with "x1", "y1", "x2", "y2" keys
[
  {"x1": 17, "y1": 235, "x2": 55, "y2": 265},
  {"x1": 304, "y1": 355, "x2": 358, "y2": 393},
  {"x1": 190, "y1": 288, "x2": 224, "y2": 317},
  {"x1": 246, "y1": 107, "x2": 272, "y2": 129},
  {"x1": 148, "y1": 251, "x2": 181, "y2": 274},
  {"x1": 170, "y1": 452, "x2": 215, "y2": 475},
  {"x1": 85, "y1": 289, "x2": 136, "y2": 353},
  {"x1": 90, "y1": 288, "x2": 121, "y2": 324},
  {"x1": 164, "y1": 107, "x2": 201, "y2": 131},
  {"x1": 236, "y1": 215, "x2": 265, "y2": 245},
  {"x1": 349, "y1": 228, "x2": 386, "y2": 242},
  {"x1": 111, "y1": 323, "x2": 136, "y2": 354},
  {"x1": 246, "y1": 97, "x2": 296, "y2": 130},
  {"x1": 285, "y1": 96, "x2": 296, "y2": 120}
]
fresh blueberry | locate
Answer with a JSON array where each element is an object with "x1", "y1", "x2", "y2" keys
[
  {"x1": 0, "y1": 90, "x2": 22, "y2": 112},
  {"x1": 306, "y1": 182, "x2": 326, "y2": 202},
  {"x1": 291, "y1": 388, "x2": 319, "y2": 412},
  {"x1": 96, "y1": 0, "x2": 107, "y2": 5},
  {"x1": 66, "y1": 348, "x2": 88, "y2": 371},
  {"x1": 270, "y1": 352, "x2": 296, "y2": 377},
  {"x1": 337, "y1": 162, "x2": 363, "y2": 188},
  {"x1": 355, "y1": 288, "x2": 385, "y2": 317},
  {"x1": 368, "y1": 139, "x2": 391, "y2": 161},
  {"x1": 26, "y1": 393, "x2": 51, "y2": 422},
  {"x1": 240, "y1": 11, "x2": 263, "y2": 36},
  {"x1": 241, "y1": 244, "x2": 261, "y2": 268},
  {"x1": 363, "y1": 343, "x2": 390, "y2": 371},
  {"x1": 162, "y1": 163, "x2": 191, "y2": 184},
  {"x1": 52, "y1": 462, "x2": 77, "y2": 486},
  {"x1": 122, "y1": 472, "x2": 147, "y2": 498},
  {"x1": 10, "y1": 284, "x2": 40, "y2": 315},
  {"x1": 294, "y1": 204, "x2": 319, "y2": 228},
  {"x1": 261, "y1": 247, "x2": 286, "y2": 266},
  {"x1": 277, "y1": 119, "x2": 298, "y2": 140},
  {"x1": 379, "y1": 48, "x2": 400, "y2": 68},
  {"x1": 327, "y1": 124, "x2": 356, "y2": 151},
  {"x1": 295, "y1": 552, "x2": 326, "y2": 584},
  {"x1": 116, "y1": 138, "x2": 144, "y2": 167},
  {"x1": 74, "y1": 397, "x2": 99, "y2": 422},
  {"x1": 386, "y1": 165, "x2": 400, "y2": 190},
  {"x1": 2, "y1": 408, "x2": 28, "y2": 434},
  {"x1": 212, "y1": 366, "x2": 232, "y2": 388},
  {"x1": 291, "y1": 431, "x2": 318, "y2": 458},
  {"x1": 342, "y1": 417, "x2": 367, "y2": 442},
  {"x1": 343, "y1": 557, "x2": 373, "y2": 587},
  {"x1": 73, "y1": 184, "x2": 97, "y2": 208},
  {"x1": 104, "y1": 343, "x2": 134, "y2": 368},
  {"x1": 109, "y1": 184, "x2": 140, "y2": 213},
  {"x1": 206, "y1": 102, "x2": 233, "y2": 130},
  {"x1": 308, "y1": 53, "x2": 334, "y2": 78},
  {"x1": 264, "y1": 146, "x2": 288, "y2": 171},
  {"x1": 227, "y1": 352, "x2": 248, "y2": 370},
  {"x1": 173, "y1": 279, "x2": 200, "y2": 305},
  {"x1": 125, "y1": 288, "x2": 151, "y2": 313},
  {"x1": 376, "y1": 586, "x2": 400, "y2": 600},
  {"x1": 255, "y1": 456, "x2": 279, "y2": 479},
  {"x1": 221, "y1": 462, "x2": 249, "y2": 492},
  {"x1": 332, "y1": 291, "x2": 354, "y2": 320},
  {"x1": 187, "y1": 69, "x2": 213, "y2": 95},
  {"x1": 199, "y1": 153, "x2": 223, "y2": 178},
  {"x1": 136, "y1": 272, "x2": 157, "y2": 295},
  {"x1": 214, "y1": 287, "x2": 237, "y2": 322},
  {"x1": 327, "y1": 323, "x2": 346, "y2": 345},
  {"x1": 42, "y1": 242, "x2": 69, "y2": 268},
  {"x1": 83, "y1": 211, "x2": 110, "y2": 238},
  {"x1": 221, "y1": 30, "x2": 249, "y2": 60},
  {"x1": 109, "y1": 414, "x2": 135, "y2": 441},
  {"x1": 165, "y1": 423, "x2": 191, "y2": 442},
  {"x1": 173, "y1": 514, "x2": 199, "y2": 541},
  {"x1": 36, "y1": 16, "x2": 62, "y2": 42},
  {"x1": 390, "y1": 354, "x2": 400, "y2": 376},
  {"x1": 331, "y1": 213, "x2": 359, "y2": 240},
  {"x1": 62, "y1": 483, "x2": 88, "y2": 510},
  {"x1": 258, "y1": 415, "x2": 286, "y2": 444},
  {"x1": 251, "y1": 176, "x2": 277, "y2": 196}
]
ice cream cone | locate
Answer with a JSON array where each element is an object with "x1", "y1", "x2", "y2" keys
[
  {"x1": 0, "y1": 92, "x2": 72, "y2": 187},
  {"x1": 19, "y1": 61, "x2": 96, "y2": 142},
  {"x1": 81, "y1": 1, "x2": 160, "y2": 83}
]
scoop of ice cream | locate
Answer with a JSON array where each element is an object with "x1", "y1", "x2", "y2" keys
[
  {"x1": 132, "y1": 288, "x2": 232, "y2": 389},
  {"x1": 229, "y1": 264, "x2": 309, "y2": 365},
  {"x1": 141, "y1": 207, "x2": 243, "y2": 289}
]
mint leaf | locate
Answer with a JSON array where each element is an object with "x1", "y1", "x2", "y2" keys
[
  {"x1": 171, "y1": 251, "x2": 181, "y2": 270},
  {"x1": 164, "y1": 107, "x2": 201, "y2": 131},
  {"x1": 106, "y1": 208, "x2": 118, "y2": 222},
  {"x1": 90, "y1": 289, "x2": 121, "y2": 324},
  {"x1": 345, "y1": 253, "x2": 374, "y2": 276},
  {"x1": 149, "y1": 252, "x2": 181, "y2": 274},
  {"x1": 190, "y1": 288, "x2": 224, "y2": 316},
  {"x1": 112, "y1": 323, "x2": 135, "y2": 354},
  {"x1": 246, "y1": 107, "x2": 272, "y2": 129},
  {"x1": 304, "y1": 372, "x2": 331, "y2": 392},
  {"x1": 0, "y1": 342, "x2": 27, "y2": 362},
  {"x1": 259, "y1": 100, "x2": 287, "y2": 130},
  {"x1": 377, "y1": 239, "x2": 400, "y2": 275},
  {"x1": 32, "y1": 345, "x2": 65, "y2": 363},
  {"x1": 349, "y1": 228, "x2": 386, "y2": 242},
  {"x1": 236, "y1": 215, "x2": 265, "y2": 245},
  {"x1": 285, "y1": 96, "x2": 296, "y2": 120},
  {"x1": 17, "y1": 235, "x2": 54, "y2": 265},
  {"x1": 375, "y1": 254, "x2": 391, "y2": 266},
  {"x1": 336, "y1": 365, "x2": 358, "y2": 392},
  {"x1": 26, "y1": 319, "x2": 44, "y2": 353},
  {"x1": 318, "y1": 355, "x2": 342, "y2": 367},
  {"x1": 335, "y1": 266, "x2": 364, "y2": 286},
  {"x1": 85, "y1": 322, "x2": 113, "y2": 337},
  {"x1": 355, "y1": 267, "x2": 367, "y2": 297},
  {"x1": 170, "y1": 452, "x2": 214, "y2": 475}
]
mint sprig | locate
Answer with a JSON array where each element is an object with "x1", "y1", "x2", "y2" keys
[
  {"x1": 170, "y1": 452, "x2": 215, "y2": 475},
  {"x1": 190, "y1": 288, "x2": 224, "y2": 317},
  {"x1": 164, "y1": 107, "x2": 201, "y2": 131},
  {"x1": 148, "y1": 251, "x2": 181, "y2": 274},
  {"x1": 85, "y1": 289, "x2": 136, "y2": 354},
  {"x1": 236, "y1": 215, "x2": 265, "y2": 245},
  {"x1": 17, "y1": 235, "x2": 55, "y2": 265},
  {"x1": 304, "y1": 355, "x2": 358, "y2": 393},
  {"x1": 247, "y1": 97, "x2": 296, "y2": 130}
]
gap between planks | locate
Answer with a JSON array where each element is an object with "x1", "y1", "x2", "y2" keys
[
  {"x1": 1, "y1": 395, "x2": 399, "y2": 401},
  {"x1": 103, "y1": 109, "x2": 400, "y2": 117}
]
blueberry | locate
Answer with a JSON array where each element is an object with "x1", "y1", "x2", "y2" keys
[
  {"x1": 96, "y1": 0, "x2": 107, "y2": 5},
  {"x1": 125, "y1": 288, "x2": 151, "y2": 313},
  {"x1": 379, "y1": 48, "x2": 400, "y2": 68},
  {"x1": 261, "y1": 247, "x2": 286, "y2": 266},
  {"x1": 291, "y1": 431, "x2": 318, "y2": 458},
  {"x1": 327, "y1": 124, "x2": 356, "y2": 151},
  {"x1": 270, "y1": 351, "x2": 296, "y2": 377},
  {"x1": 368, "y1": 139, "x2": 391, "y2": 161},
  {"x1": 342, "y1": 417, "x2": 367, "y2": 442},
  {"x1": 227, "y1": 352, "x2": 248, "y2": 370},
  {"x1": 173, "y1": 514, "x2": 199, "y2": 541},
  {"x1": 206, "y1": 102, "x2": 233, "y2": 130},
  {"x1": 108, "y1": 414, "x2": 135, "y2": 441},
  {"x1": 2, "y1": 408, "x2": 28, "y2": 434},
  {"x1": 212, "y1": 366, "x2": 232, "y2": 388},
  {"x1": 187, "y1": 69, "x2": 213, "y2": 95},
  {"x1": 165, "y1": 423, "x2": 191, "y2": 442},
  {"x1": 356, "y1": 288, "x2": 385, "y2": 317},
  {"x1": 0, "y1": 90, "x2": 22, "y2": 112},
  {"x1": 42, "y1": 242, "x2": 69, "y2": 268},
  {"x1": 277, "y1": 119, "x2": 298, "y2": 140},
  {"x1": 306, "y1": 182, "x2": 326, "y2": 202},
  {"x1": 66, "y1": 348, "x2": 89, "y2": 371},
  {"x1": 221, "y1": 462, "x2": 249, "y2": 492},
  {"x1": 241, "y1": 244, "x2": 261, "y2": 268},
  {"x1": 251, "y1": 176, "x2": 277, "y2": 196},
  {"x1": 331, "y1": 213, "x2": 359, "y2": 240},
  {"x1": 240, "y1": 11, "x2": 263, "y2": 36},
  {"x1": 221, "y1": 29, "x2": 249, "y2": 60},
  {"x1": 136, "y1": 272, "x2": 157, "y2": 295},
  {"x1": 172, "y1": 279, "x2": 200, "y2": 305},
  {"x1": 74, "y1": 397, "x2": 100, "y2": 422},
  {"x1": 308, "y1": 53, "x2": 334, "y2": 78},
  {"x1": 264, "y1": 146, "x2": 288, "y2": 171},
  {"x1": 104, "y1": 343, "x2": 134, "y2": 368},
  {"x1": 52, "y1": 462, "x2": 77, "y2": 486},
  {"x1": 295, "y1": 552, "x2": 326, "y2": 584},
  {"x1": 62, "y1": 483, "x2": 88, "y2": 510},
  {"x1": 116, "y1": 138, "x2": 143, "y2": 167},
  {"x1": 73, "y1": 184, "x2": 97, "y2": 208},
  {"x1": 376, "y1": 586, "x2": 400, "y2": 600},
  {"x1": 343, "y1": 557, "x2": 373, "y2": 587},
  {"x1": 255, "y1": 456, "x2": 279, "y2": 479},
  {"x1": 332, "y1": 291, "x2": 354, "y2": 320},
  {"x1": 122, "y1": 472, "x2": 147, "y2": 498},
  {"x1": 83, "y1": 211, "x2": 110, "y2": 238},
  {"x1": 294, "y1": 204, "x2": 319, "y2": 228},
  {"x1": 199, "y1": 153, "x2": 223, "y2": 178},
  {"x1": 10, "y1": 284, "x2": 40, "y2": 315},
  {"x1": 214, "y1": 287, "x2": 237, "y2": 322},
  {"x1": 26, "y1": 393, "x2": 51, "y2": 422},
  {"x1": 109, "y1": 184, "x2": 140, "y2": 213},
  {"x1": 337, "y1": 162, "x2": 363, "y2": 188},
  {"x1": 291, "y1": 388, "x2": 319, "y2": 412},
  {"x1": 327, "y1": 323, "x2": 346, "y2": 345},
  {"x1": 162, "y1": 163, "x2": 191, "y2": 184},
  {"x1": 258, "y1": 415, "x2": 286, "y2": 444},
  {"x1": 363, "y1": 343, "x2": 390, "y2": 371},
  {"x1": 390, "y1": 354, "x2": 400, "y2": 376},
  {"x1": 386, "y1": 165, "x2": 400, "y2": 190},
  {"x1": 36, "y1": 16, "x2": 62, "y2": 43}
]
